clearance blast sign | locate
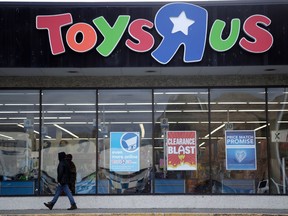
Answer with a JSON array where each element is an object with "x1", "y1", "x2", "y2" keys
[{"x1": 166, "y1": 131, "x2": 197, "y2": 171}]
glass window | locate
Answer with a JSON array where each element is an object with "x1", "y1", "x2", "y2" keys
[
  {"x1": 153, "y1": 89, "x2": 209, "y2": 194},
  {"x1": 97, "y1": 89, "x2": 153, "y2": 194},
  {"x1": 268, "y1": 88, "x2": 288, "y2": 194},
  {"x1": 0, "y1": 90, "x2": 40, "y2": 195},
  {"x1": 210, "y1": 88, "x2": 268, "y2": 194},
  {"x1": 41, "y1": 90, "x2": 97, "y2": 195}
]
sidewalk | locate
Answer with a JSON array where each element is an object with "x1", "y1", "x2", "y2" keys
[{"x1": 1, "y1": 208, "x2": 288, "y2": 215}]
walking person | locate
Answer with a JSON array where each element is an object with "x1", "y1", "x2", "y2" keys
[
  {"x1": 66, "y1": 154, "x2": 77, "y2": 194},
  {"x1": 44, "y1": 152, "x2": 77, "y2": 210}
]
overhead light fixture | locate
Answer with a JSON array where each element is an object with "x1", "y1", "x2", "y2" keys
[
  {"x1": 129, "y1": 110, "x2": 152, "y2": 113},
  {"x1": 66, "y1": 103, "x2": 95, "y2": 106},
  {"x1": 254, "y1": 124, "x2": 267, "y2": 131},
  {"x1": 218, "y1": 102, "x2": 248, "y2": 105},
  {"x1": 54, "y1": 124, "x2": 79, "y2": 138},
  {"x1": 4, "y1": 104, "x2": 35, "y2": 106},
  {"x1": 0, "y1": 133, "x2": 14, "y2": 140},
  {"x1": 156, "y1": 102, "x2": 186, "y2": 105},
  {"x1": 139, "y1": 123, "x2": 145, "y2": 138},
  {"x1": 47, "y1": 111, "x2": 74, "y2": 113},
  {"x1": 98, "y1": 103, "x2": 125, "y2": 106},
  {"x1": 126, "y1": 103, "x2": 152, "y2": 105},
  {"x1": 42, "y1": 103, "x2": 65, "y2": 106},
  {"x1": 199, "y1": 142, "x2": 205, "y2": 147},
  {"x1": 74, "y1": 111, "x2": 96, "y2": 113},
  {"x1": 238, "y1": 109, "x2": 265, "y2": 112},
  {"x1": 17, "y1": 124, "x2": 40, "y2": 135},
  {"x1": 204, "y1": 124, "x2": 225, "y2": 138}
]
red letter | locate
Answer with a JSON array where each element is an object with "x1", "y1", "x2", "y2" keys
[
  {"x1": 125, "y1": 19, "x2": 154, "y2": 52},
  {"x1": 36, "y1": 13, "x2": 73, "y2": 55},
  {"x1": 66, "y1": 23, "x2": 97, "y2": 53},
  {"x1": 239, "y1": 14, "x2": 273, "y2": 53}
]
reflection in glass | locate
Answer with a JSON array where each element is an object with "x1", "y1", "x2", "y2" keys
[
  {"x1": 0, "y1": 90, "x2": 40, "y2": 195},
  {"x1": 97, "y1": 89, "x2": 153, "y2": 194},
  {"x1": 210, "y1": 88, "x2": 268, "y2": 194},
  {"x1": 41, "y1": 90, "x2": 97, "y2": 195},
  {"x1": 154, "y1": 89, "x2": 209, "y2": 194},
  {"x1": 268, "y1": 88, "x2": 288, "y2": 194}
]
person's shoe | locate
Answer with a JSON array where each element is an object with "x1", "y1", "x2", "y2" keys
[
  {"x1": 67, "y1": 203, "x2": 77, "y2": 210},
  {"x1": 44, "y1": 202, "x2": 54, "y2": 210}
]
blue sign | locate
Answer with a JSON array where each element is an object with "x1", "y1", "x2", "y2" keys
[
  {"x1": 110, "y1": 132, "x2": 140, "y2": 172},
  {"x1": 225, "y1": 130, "x2": 256, "y2": 170}
]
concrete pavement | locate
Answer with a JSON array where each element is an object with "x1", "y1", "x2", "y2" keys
[{"x1": 1, "y1": 208, "x2": 288, "y2": 216}]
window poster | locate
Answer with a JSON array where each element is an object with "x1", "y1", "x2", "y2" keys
[
  {"x1": 110, "y1": 132, "x2": 140, "y2": 172},
  {"x1": 225, "y1": 130, "x2": 257, "y2": 170},
  {"x1": 166, "y1": 131, "x2": 197, "y2": 171}
]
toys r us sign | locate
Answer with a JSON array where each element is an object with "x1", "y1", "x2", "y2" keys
[{"x1": 36, "y1": 3, "x2": 273, "y2": 65}]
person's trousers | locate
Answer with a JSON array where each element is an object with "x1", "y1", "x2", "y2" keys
[{"x1": 50, "y1": 184, "x2": 76, "y2": 205}]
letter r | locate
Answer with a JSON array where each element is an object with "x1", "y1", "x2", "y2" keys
[{"x1": 152, "y1": 3, "x2": 208, "y2": 64}]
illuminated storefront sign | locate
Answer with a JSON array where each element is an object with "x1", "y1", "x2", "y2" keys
[
  {"x1": 167, "y1": 131, "x2": 197, "y2": 171},
  {"x1": 36, "y1": 3, "x2": 273, "y2": 65}
]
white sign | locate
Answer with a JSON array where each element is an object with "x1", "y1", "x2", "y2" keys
[
  {"x1": 271, "y1": 130, "x2": 288, "y2": 142},
  {"x1": 225, "y1": 123, "x2": 233, "y2": 130}
]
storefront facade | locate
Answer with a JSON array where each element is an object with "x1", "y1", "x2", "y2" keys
[{"x1": 0, "y1": 0, "x2": 288, "y2": 210}]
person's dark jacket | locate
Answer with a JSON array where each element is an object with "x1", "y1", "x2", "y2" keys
[
  {"x1": 57, "y1": 152, "x2": 71, "y2": 185},
  {"x1": 66, "y1": 154, "x2": 77, "y2": 194}
]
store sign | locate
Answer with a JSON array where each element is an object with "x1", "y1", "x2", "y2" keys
[
  {"x1": 166, "y1": 131, "x2": 197, "y2": 170},
  {"x1": 110, "y1": 132, "x2": 140, "y2": 172},
  {"x1": 225, "y1": 130, "x2": 257, "y2": 170},
  {"x1": 36, "y1": 3, "x2": 273, "y2": 64}
]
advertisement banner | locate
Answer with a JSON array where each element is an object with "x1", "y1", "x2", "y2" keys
[
  {"x1": 167, "y1": 131, "x2": 197, "y2": 171},
  {"x1": 110, "y1": 132, "x2": 140, "y2": 172},
  {"x1": 225, "y1": 130, "x2": 257, "y2": 170}
]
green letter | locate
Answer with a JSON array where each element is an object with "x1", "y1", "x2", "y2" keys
[
  {"x1": 93, "y1": 15, "x2": 130, "y2": 57},
  {"x1": 209, "y1": 18, "x2": 240, "y2": 52}
]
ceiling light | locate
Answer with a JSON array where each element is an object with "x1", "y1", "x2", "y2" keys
[
  {"x1": 74, "y1": 111, "x2": 96, "y2": 113},
  {"x1": 98, "y1": 103, "x2": 125, "y2": 106},
  {"x1": 47, "y1": 111, "x2": 74, "y2": 113},
  {"x1": 204, "y1": 124, "x2": 225, "y2": 138},
  {"x1": 42, "y1": 103, "x2": 65, "y2": 106},
  {"x1": 4, "y1": 104, "x2": 35, "y2": 106},
  {"x1": 139, "y1": 123, "x2": 145, "y2": 138},
  {"x1": 199, "y1": 142, "x2": 205, "y2": 147},
  {"x1": 156, "y1": 102, "x2": 186, "y2": 105},
  {"x1": 218, "y1": 102, "x2": 248, "y2": 104},
  {"x1": 66, "y1": 103, "x2": 95, "y2": 106},
  {"x1": 54, "y1": 124, "x2": 79, "y2": 138},
  {"x1": 0, "y1": 133, "x2": 14, "y2": 140},
  {"x1": 126, "y1": 103, "x2": 152, "y2": 105},
  {"x1": 238, "y1": 109, "x2": 265, "y2": 112},
  {"x1": 129, "y1": 110, "x2": 152, "y2": 113},
  {"x1": 254, "y1": 124, "x2": 267, "y2": 131}
]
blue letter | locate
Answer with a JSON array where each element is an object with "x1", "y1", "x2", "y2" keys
[{"x1": 152, "y1": 3, "x2": 208, "y2": 64}]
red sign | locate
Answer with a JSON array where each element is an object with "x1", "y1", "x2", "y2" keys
[{"x1": 167, "y1": 131, "x2": 197, "y2": 170}]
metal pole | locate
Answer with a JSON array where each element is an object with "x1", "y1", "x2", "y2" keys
[
  {"x1": 163, "y1": 128, "x2": 167, "y2": 179},
  {"x1": 282, "y1": 157, "x2": 286, "y2": 194}
]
